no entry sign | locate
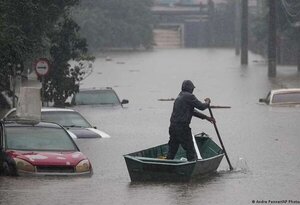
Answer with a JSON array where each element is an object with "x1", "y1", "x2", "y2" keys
[{"x1": 35, "y1": 58, "x2": 50, "y2": 77}]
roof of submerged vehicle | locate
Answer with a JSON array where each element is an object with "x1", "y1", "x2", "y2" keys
[
  {"x1": 41, "y1": 107, "x2": 76, "y2": 112},
  {"x1": 271, "y1": 88, "x2": 300, "y2": 94},
  {"x1": 3, "y1": 120, "x2": 62, "y2": 128},
  {"x1": 268, "y1": 88, "x2": 300, "y2": 105},
  {"x1": 4, "y1": 107, "x2": 77, "y2": 113}
]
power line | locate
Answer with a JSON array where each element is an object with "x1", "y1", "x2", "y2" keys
[
  {"x1": 281, "y1": 0, "x2": 300, "y2": 18},
  {"x1": 280, "y1": 0, "x2": 300, "y2": 26}
]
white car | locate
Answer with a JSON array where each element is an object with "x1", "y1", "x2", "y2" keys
[
  {"x1": 4, "y1": 107, "x2": 111, "y2": 139},
  {"x1": 259, "y1": 88, "x2": 300, "y2": 106}
]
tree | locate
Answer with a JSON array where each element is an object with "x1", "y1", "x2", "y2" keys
[
  {"x1": 0, "y1": 0, "x2": 81, "y2": 77},
  {"x1": 44, "y1": 16, "x2": 94, "y2": 106},
  {"x1": 0, "y1": 0, "x2": 93, "y2": 106}
]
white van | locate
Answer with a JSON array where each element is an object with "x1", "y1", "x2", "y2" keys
[{"x1": 259, "y1": 88, "x2": 300, "y2": 106}]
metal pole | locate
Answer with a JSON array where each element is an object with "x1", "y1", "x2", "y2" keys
[
  {"x1": 241, "y1": 0, "x2": 248, "y2": 65},
  {"x1": 298, "y1": 26, "x2": 300, "y2": 72},
  {"x1": 207, "y1": 0, "x2": 215, "y2": 47},
  {"x1": 12, "y1": 65, "x2": 16, "y2": 108},
  {"x1": 268, "y1": 0, "x2": 277, "y2": 77},
  {"x1": 235, "y1": 0, "x2": 241, "y2": 56},
  {"x1": 41, "y1": 77, "x2": 45, "y2": 106}
]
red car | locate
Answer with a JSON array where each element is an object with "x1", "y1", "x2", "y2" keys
[{"x1": 0, "y1": 120, "x2": 92, "y2": 176}]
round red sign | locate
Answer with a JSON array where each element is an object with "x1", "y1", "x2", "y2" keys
[{"x1": 35, "y1": 58, "x2": 50, "y2": 77}]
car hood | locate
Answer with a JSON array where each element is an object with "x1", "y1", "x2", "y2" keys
[
  {"x1": 6, "y1": 150, "x2": 87, "y2": 166},
  {"x1": 68, "y1": 127, "x2": 111, "y2": 138}
]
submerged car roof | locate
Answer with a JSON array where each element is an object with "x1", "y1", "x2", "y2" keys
[
  {"x1": 271, "y1": 88, "x2": 300, "y2": 94},
  {"x1": 5, "y1": 107, "x2": 77, "y2": 112},
  {"x1": 268, "y1": 88, "x2": 300, "y2": 105},
  {"x1": 3, "y1": 120, "x2": 62, "y2": 128},
  {"x1": 41, "y1": 107, "x2": 76, "y2": 112}
]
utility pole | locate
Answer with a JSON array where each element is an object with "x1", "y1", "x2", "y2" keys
[
  {"x1": 296, "y1": 24, "x2": 300, "y2": 72},
  {"x1": 235, "y1": 0, "x2": 241, "y2": 56},
  {"x1": 268, "y1": 0, "x2": 276, "y2": 77},
  {"x1": 298, "y1": 29, "x2": 300, "y2": 72},
  {"x1": 207, "y1": 0, "x2": 215, "y2": 47},
  {"x1": 241, "y1": 0, "x2": 248, "y2": 65}
]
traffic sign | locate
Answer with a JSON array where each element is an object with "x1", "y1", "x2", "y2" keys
[{"x1": 35, "y1": 58, "x2": 50, "y2": 77}]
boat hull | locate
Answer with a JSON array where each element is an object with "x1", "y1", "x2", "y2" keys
[{"x1": 124, "y1": 133, "x2": 224, "y2": 182}]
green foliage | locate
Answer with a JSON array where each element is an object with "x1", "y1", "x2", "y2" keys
[
  {"x1": 0, "y1": 0, "x2": 154, "y2": 106},
  {"x1": 72, "y1": 0, "x2": 154, "y2": 51},
  {"x1": 0, "y1": 0, "x2": 80, "y2": 68},
  {"x1": 0, "y1": 0, "x2": 93, "y2": 106},
  {"x1": 44, "y1": 16, "x2": 93, "y2": 106}
]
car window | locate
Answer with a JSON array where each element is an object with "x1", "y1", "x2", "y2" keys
[
  {"x1": 41, "y1": 111, "x2": 92, "y2": 128},
  {"x1": 272, "y1": 92, "x2": 300, "y2": 104},
  {"x1": 73, "y1": 90, "x2": 120, "y2": 105},
  {"x1": 5, "y1": 126, "x2": 77, "y2": 151}
]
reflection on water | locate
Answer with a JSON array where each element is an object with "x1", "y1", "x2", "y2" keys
[{"x1": 1, "y1": 49, "x2": 300, "y2": 205}]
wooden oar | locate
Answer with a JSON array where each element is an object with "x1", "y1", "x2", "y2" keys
[{"x1": 208, "y1": 105, "x2": 234, "y2": 170}]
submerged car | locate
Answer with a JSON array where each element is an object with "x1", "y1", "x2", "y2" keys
[
  {"x1": 71, "y1": 87, "x2": 129, "y2": 107},
  {"x1": 259, "y1": 88, "x2": 300, "y2": 106},
  {"x1": 3, "y1": 108, "x2": 111, "y2": 139},
  {"x1": 0, "y1": 120, "x2": 92, "y2": 176}
]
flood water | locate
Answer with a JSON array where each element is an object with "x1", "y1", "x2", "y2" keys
[{"x1": 1, "y1": 48, "x2": 300, "y2": 205}]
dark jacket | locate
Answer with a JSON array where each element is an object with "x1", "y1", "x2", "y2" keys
[{"x1": 170, "y1": 81, "x2": 209, "y2": 125}]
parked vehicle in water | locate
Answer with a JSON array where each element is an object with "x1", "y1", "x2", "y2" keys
[
  {"x1": 71, "y1": 87, "x2": 129, "y2": 107},
  {"x1": 0, "y1": 120, "x2": 93, "y2": 176},
  {"x1": 3, "y1": 107, "x2": 111, "y2": 139},
  {"x1": 123, "y1": 132, "x2": 224, "y2": 182},
  {"x1": 259, "y1": 88, "x2": 300, "y2": 106}
]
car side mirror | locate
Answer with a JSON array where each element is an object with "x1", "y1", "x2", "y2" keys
[
  {"x1": 121, "y1": 99, "x2": 129, "y2": 105},
  {"x1": 259, "y1": 98, "x2": 266, "y2": 103},
  {"x1": 93, "y1": 126, "x2": 97, "y2": 129}
]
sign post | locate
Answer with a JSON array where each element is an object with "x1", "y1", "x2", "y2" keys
[{"x1": 34, "y1": 58, "x2": 50, "y2": 106}]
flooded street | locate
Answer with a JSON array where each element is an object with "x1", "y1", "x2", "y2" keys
[{"x1": 1, "y1": 48, "x2": 300, "y2": 205}]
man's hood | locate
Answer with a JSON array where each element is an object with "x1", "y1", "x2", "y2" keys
[{"x1": 181, "y1": 80, "x2": 195, "y2": 93}]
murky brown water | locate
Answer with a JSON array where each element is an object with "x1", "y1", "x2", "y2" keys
[{"x1": 1, "y1": 49, "x2": 300, "y2": 205}]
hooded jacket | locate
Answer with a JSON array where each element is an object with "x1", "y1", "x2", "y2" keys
[{"x1": 170, "y1": 80, "x2": 209, "y2": 125}]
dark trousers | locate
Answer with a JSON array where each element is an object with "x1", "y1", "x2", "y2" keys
[{"x1": 166, "y1": 124, "x2": 196, "y2": 161}]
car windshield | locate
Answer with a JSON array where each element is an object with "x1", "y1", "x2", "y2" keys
[
  {"x1": 73, "y1": 90, "x2": 120, "y2": 105},
  {"x1": 41, "y1": 111, "x2": 92, "y2": 128},
  {"x1": 5, "y1": 126, "x2": 77, "y2": 151},
  {"x1": 272, "y1": 92, "x2": 300, "y2": 104}
]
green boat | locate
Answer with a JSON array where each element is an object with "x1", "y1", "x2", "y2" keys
[{"x1": 124, "y1": 132, "x2": 224, "y2": 182}]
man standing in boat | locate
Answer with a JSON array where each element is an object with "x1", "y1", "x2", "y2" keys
[{"x1": 167, "y1": 80, "x2": 215, "y2": 161}]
